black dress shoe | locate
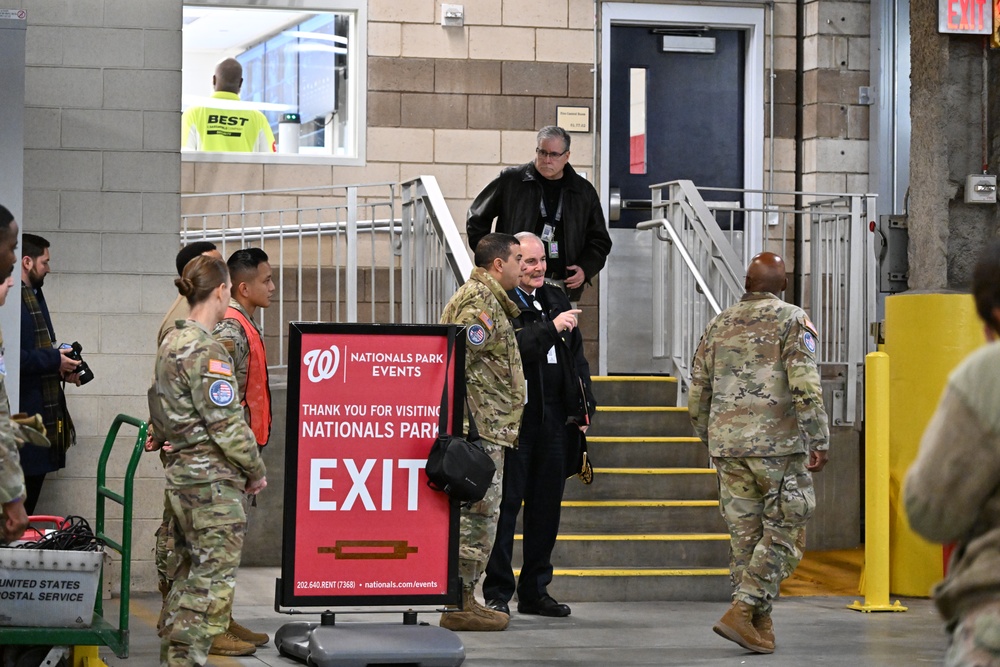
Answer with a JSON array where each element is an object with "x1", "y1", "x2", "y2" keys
[
  {"x1": 485, "y1": 598, "x2": 510, "y2": 615},
  {"x1": 517, "y1": 595, "x2": 571, "y2": 617}
]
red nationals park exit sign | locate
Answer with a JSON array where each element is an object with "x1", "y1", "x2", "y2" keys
[{"x1": 278, "y1": 323, "x2": 464, "y2": 608}]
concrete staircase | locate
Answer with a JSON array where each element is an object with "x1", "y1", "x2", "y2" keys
[{"x1": 514, "y1": 376, "x2": 731, "y2": 602}]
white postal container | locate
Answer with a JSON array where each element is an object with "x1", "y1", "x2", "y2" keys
[{"x1": 0, "y1": 547, "x2": 103, "y2": 628}]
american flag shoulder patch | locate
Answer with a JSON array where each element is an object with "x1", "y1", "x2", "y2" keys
[{"x1": 208, "y1": 358, "x2": 233, "y2": 376}]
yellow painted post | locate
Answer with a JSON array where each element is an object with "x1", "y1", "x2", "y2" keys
[
  {"x1": 72, "y1": 646, "x2": 109, "y2": 667},
  {"x1": 848, "y1": 352, "x2": 906, "y2": 613}
]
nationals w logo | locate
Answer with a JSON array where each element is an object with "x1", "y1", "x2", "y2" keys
[{"x1": 303, "y1": 345, "x2": 341, "y2": 383}]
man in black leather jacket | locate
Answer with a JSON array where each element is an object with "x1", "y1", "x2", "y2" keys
[
  {"x1": 467, "y1": 126, "x2": 612, "y2": 301},
  {"x1": 482, "y1": 232, "x2": 597, "y2": 618}
]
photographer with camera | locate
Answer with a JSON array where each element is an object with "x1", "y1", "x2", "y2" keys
[{"x1": 19, "y1": 233, "x2": 82, "y2": 514}]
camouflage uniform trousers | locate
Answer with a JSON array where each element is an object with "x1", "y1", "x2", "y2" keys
[
  {"x1": 458, "y1": 439, "x2": 506, "y2": 590},
  {"x1": 155, "y1": 450, "x2": 179, "y2": 594},
  {"x1": 155, "y1": 498, "x2": 178, "y2": 590},
  {"x1": 159, "y1": 481, "x2": 247, "y2": 667},
  {"x1": 945, "y1": 601, "x2": 1000, "y2": 666},
  {"x1": 714, "y1": 453, "x2": 815, "y2": 615}
]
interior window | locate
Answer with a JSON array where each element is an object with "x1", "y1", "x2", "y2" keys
[{"x1": 182, "y1": 0, "x2": 365, "y2": 161}]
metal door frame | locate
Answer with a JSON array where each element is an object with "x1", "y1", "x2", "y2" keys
[{"x1": 598, "y1": 2, "x2": 765, "y2": 375}]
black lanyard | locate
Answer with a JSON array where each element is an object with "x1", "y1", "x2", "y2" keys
[{"x1": 538, "y1": 188, "x2": 564, "y2": 224}]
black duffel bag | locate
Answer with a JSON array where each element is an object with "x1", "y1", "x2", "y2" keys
[
  {"x1": 426, "y1": 418, "x2": 495, "y2": 502},
  {"x1": 425, "y1": 328, "x2": 496, "y2": 503}
]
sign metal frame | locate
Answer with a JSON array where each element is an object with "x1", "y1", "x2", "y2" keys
[{"x1": 277, "y1": 322, "x2": 463, "y2": 609}]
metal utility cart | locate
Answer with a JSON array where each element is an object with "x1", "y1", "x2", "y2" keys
[{"x1": 0, "y1": 414, "x2": 148, "y2": 666}]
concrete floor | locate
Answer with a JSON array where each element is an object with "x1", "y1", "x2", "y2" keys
[{"x1": 82, "y1": 567, "x2": 948, "y2": 666}]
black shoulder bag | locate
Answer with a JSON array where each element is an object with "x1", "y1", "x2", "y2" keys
[{"x1": 425, "y1": 328, "x2": 497, "y2": 503}]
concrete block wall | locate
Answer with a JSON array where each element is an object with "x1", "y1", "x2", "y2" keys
[
  {"x1": 801, "y1": 0, "x2": 871, "y2": 194},
  {"x1": 364, "y1": 0, "x2": 597, "y2": 235},
  {"x1": 11, "y1": 0, "x2": 184, "y2": 592}
]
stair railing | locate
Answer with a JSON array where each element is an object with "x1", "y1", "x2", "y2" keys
[
  {"x1": 180, "y1": 175, "x2": 471, "y2": 371},
  {"x1": 638, "y1": 181, "x2": 876, "y2": 426}
]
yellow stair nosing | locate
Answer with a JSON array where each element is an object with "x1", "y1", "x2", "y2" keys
[
  {"x1": 513, "y1": 533, "x2": 729, "y2": 542},
  {"x1": 592, "y1": 467, "x2": 714, "y2": 475},
  {"x1": 596, "y1": 406, "x2": 688, "y2": 412},
  {"x1": 513, "y1": 568, "x2": 730, "y2": 577},
  {"x1": 591, "y1": 375, "x2": 678, "y2": 383},
  {"x1": 562, "y1": 499, "x2": 719, "y2": 508},
  {"x1": 587, "y1": 436, "x2": 701, "y2": 443}
]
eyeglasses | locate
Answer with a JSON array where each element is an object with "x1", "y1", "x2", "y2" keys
[{"x1": 535, "y1": 147, "x2": 568, "y2": 160}]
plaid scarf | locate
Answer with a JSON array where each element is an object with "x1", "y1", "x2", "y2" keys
[{"x1": 22, "y1": 284, "x2": 74, "y2": 453}]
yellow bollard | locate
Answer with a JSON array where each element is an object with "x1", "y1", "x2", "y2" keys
[
  {"x1": 848, "y1": 352, "x2": 906, "y2": 613},
  {"x1": 72, "y1": 646, "x2": 110, "y2": 667}
]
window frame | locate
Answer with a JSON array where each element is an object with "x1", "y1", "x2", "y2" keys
[{"x1": 181, "y1": 0, "x2": 367, "y2": 166}]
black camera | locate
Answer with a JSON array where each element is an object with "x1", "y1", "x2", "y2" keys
[{"x1": 66, "y1": 341, "x2": 95, "y2": 385}]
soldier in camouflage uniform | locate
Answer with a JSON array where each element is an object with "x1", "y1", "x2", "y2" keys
[
  {"x1": 439, "y1": 233, "x2": 525, "y2": 632},
  {"x1": 0, "y1": 207, "x2": 26, "y2": 544},
  {"x1": 905, "y1": 239, "x2": 1000, "y2": 667},
  {"x1": 150, "y1": 255, "x2": 267, "y2": 666},
  {"x1": 689, "y1": 252, "x2": 829, "y2": 654},
  {"x1": 208, "y1": 248, "x2": 274, "y2": 649}
]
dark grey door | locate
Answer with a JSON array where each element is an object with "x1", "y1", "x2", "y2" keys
[
  {"x1": 605, "y1": 24, "x2": 746, "y2": 374},
  {"x1": 608, "y1": 25, "x2": 745, "y2": 228}
]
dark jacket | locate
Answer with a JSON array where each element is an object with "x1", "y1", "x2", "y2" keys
[
  {"x1": 507, "y1": 283, "x2": 596, "y2": 430},
  {"x1": 19, "y1": 284, "x2": 66, "y2": 475},
  {"x1": 468, "y1": 162, "x2": 612, "y2": 300}
]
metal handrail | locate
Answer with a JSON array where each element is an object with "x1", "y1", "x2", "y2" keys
[
  {"x1": 181, "y1": 175, "x2": 470, "y2": 371},
  {"x1": 641, "y1": 180, "x2": 876, "y2": 424}
]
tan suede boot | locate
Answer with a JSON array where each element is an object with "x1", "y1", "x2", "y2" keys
[
  {"x1": 752, "y1": 611, "x2": 775, "y2": 647},
  {"x1": 208, "y1": 631, "x2": 257, "y2": 656},
  {"x1": 712, "y1": 601, "x2": 774, "y2": 654},
  {"x1": 228, "y1": 618, "x2": 269, "y2": 646},
  {"x1": 439, "y1": 587, "x2": 510, "y2": 632}
]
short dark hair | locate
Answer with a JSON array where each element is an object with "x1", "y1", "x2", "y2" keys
[
  {"x1": 0, "y1": 205, "x2": 13, "y2": 230},
  {"x1": 473, "y1": 233, "x2": 519, "y2": 269},
  {"x1": 175, "y1": 241, "x2": 217, "y2": 276},
  {"x1": 973, "y1": 238, "x2": 1000, "y2": 334},
  {"x1": 537, "y1": 126, "x2": 570, "y2": 153},
  {"x1": 21, "y1": 233, "x2": 50, "y2": 261},
  {"x1": 227, "y1": 247, "x2": 269, "y2": 285}
]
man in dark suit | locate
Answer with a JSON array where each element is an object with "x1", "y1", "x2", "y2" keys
[
  {"x1": 19, "y1": 233, "x2": 80, "y2": 514},
  {"x1": 482, "y1": 231, "x2": 596, "y2": 617}
]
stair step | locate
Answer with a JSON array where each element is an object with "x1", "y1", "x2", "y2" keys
[
  {"x1": 555, "y1": 500, "x2": 727, "y2": 534},
  {"x1": 538, "y1": 568, "x2": 732, "y2": 602},
  {"x1": 564, "y1": 468, "x2": 716, "y2": 501},
  {"x1": 511, "y1": 533, "x2": 730, "y2": 569},
  {"x1": 590, "y1": 406, "x2": 693, "y2": 436},
  {"x1": 587, "y1": 437, "x2": 708, "y2": 468},
  {"x1": 591, "y1": 375, "x2": 679, "y2": 406}
]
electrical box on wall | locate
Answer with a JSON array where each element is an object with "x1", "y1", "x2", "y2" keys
[
  {"x1": 965, "y1": 174, "x2": 997, "y2": 204},
  {"x1": 877, "y1": 214, "x2": 909, "y2": 293}
]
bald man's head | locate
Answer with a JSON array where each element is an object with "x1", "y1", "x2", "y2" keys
[
  {"x1": 213, "y1": 58, "x2": 243, "y2": 94},
  {"x1": 745, "y1": 252, "x2": 787, "y2": 294}
]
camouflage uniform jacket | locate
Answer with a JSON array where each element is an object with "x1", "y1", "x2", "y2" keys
[
  {"x1": 154, "y1": 319, "x2": 265, "y2": 488},
  {"x1": 689, "y1": 292, "x2": 829, "y2": 458},
  {"x1": 0, "y1": 330, "x2": 24, "y2": 504},
  {"x1": 212, "y1": 299, "x2": 257, "y2": 405},
  {"x1": 440, "y1": 267, "x2": 526, "y2": 449},
  {"x1": 905, "y1": 341, "x2": 1000, "y2": 623}
]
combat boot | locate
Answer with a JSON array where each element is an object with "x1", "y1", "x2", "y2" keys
[
  {"x1": 228, "y1": 618, "x2": 269, "y2": 646},
  {"x1": 752, "y1": 611, "x2": 775, "y2": 647},
  {"x1": 439, "y1": 587, "x2": 509, "y2": 631},
  {"x1": 208, "y1": 631, "x2": 257, "y2": 656},
  {"x1": 712, "y1": 601, "x2": 774, "y2": 654}
]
